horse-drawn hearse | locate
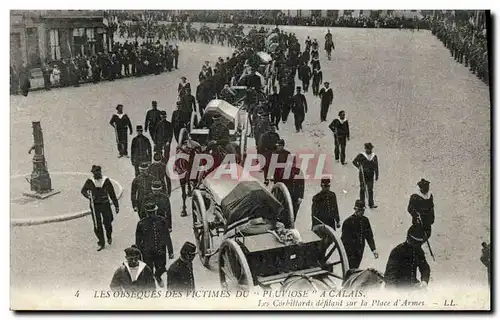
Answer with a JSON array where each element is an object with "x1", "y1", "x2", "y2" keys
[{"x1": 191, "y1": 163, "x2": 350, "y2": 290}]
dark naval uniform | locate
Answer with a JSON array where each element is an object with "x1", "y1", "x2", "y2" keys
[
  {"x1": 131, "y1": 171, "x2": 156, "y2": 218},
  {"x1": 259, "y1": 130, "x2": 280, "y2": 181},
  {"x1": 144, "y1": 190, "x2": 174, "y2": 257},
  {"x1": 148, "y1": 159, "x2": 172, "y2": 196},
  {"x1": 318, "y1": 86, "x2": 333, "y2": 122},
  {"x1": 329, "y1": 117, "x2": 350, "y2": 164},
  {"x1": 341, "y1": 214, "x2": 377, "y2": 269},
  {"x1": 384, "y1": 242, "x2": 430, "y2": 288},
  {"x1": 110, "y1": 261, "x2": 156, "y2": 292},
  {"x1": 109, "y1": 113, "x2": 133, "y2": 157},
  {"x1": 167, "y1": 258, "x2": 195, "y2": 291},
  {"x1": 311, "y1": 69, "x2": 322, "y2": 96},
  {"x1": 298, "y1": 64, "x2": 312, "y2": 93},
  {"x1": 135, "y1": 211, "x2": 169, "y2": 279},
  {"x1": 145, "y1": 108, "x2": 162, "y2": 140},
  {"x1": 407, "y1": 191, "x2": 435, "y2": 238},
  {"x1": 311, "y1": 189, "x2": 340, "y2": 230},
  {"x1": 131, "y1": 133, "x2": 152, "y2": 177},
  {"x1": 81, "y1": 174, "x2": 119, "y2": 247},
  {"x1": 352, "y1": 151, "x2": 379, "y2": 208},
  {"x1": 154, "y1": 119, "x2": 174, "y2": 160},
  {"x1": 291, "y1": 92, "x2": 307, "y2": 132}
]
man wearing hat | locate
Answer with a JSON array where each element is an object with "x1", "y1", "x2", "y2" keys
[
  {"x1": 131, "y1": 125, "x2": 152, "y2": 177},
  {"x1": 407, "y1": 179, "x2": 435, "y2": 239},
  {"x1": 131, "y1": 163, "x2": 156, "y2": 219},
  {"x1": 144, "y1": 101, "x2": 162, "y2": 140},
  {"x1": 311, "y1": 178, "x2": 341, "y2": 231},
  {"x1": 329, "y1": 110, "x2": 350, "y2": 165},
  {"x1": 144, "y1": 181, "x2": 173, "y2": 259},
  {"x1": 270, "y1": 139, "x2": 295, "y2": 185},
  {"x1": 109, "y1": 104, "x2": 133, "y2": 158},
  {"x1": 384, "y1": 225, "x2": 430, "y2": 289},
  {"x1": 341, "y1": 200, "x2": 379, "y2": 269},
  {"x1": 180, "y1": 86, "x2": 197, "y2": 117},
  {"x1": 298, "y1": 62, "x2": 312, "y2": 93},
  {"x1": 135, "y1": 201, "x2": 170, "y2": 287},
  {"x1": 311, "y1": 68, "x2": 323, "y2": 97},
  {"x1": 291, "y1": 86, "x2": 308, "y2": 133},
  {"x1": 148, "y1": 152, "x2": 171, "y2": 196},
  {"x1": 352, "y1": 143, "x2": 379, "y2": 209},
  {"x1": 154, "y1": 111, "x2": 174, "y2": 161},
  {"x1": 110, "y1": 245, "x2": 156, "y2": 292},
  {"x1": 171, "y1": 101, "x2": 186, "y2": 145},
  {"x1": 318, "y1": 81, "x2": 333, "y2": 122},
  {"x1": 81, "y1": 165, "x2": 119, "y2": 251},
  {"x1": 167, "y1": 242, "x2": 197, "y2": 292},
  {"x1": 208, "y1": 113, "x2": 230, "y2": 148}
]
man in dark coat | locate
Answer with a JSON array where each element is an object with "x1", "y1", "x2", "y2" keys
[
  {"x1": 135, "y1": 201, "x2": 170, "y2": 287},
  {"x1": 167, "y1": 242, "x2": 196, "y2": 292},
  {"x1": 407, "y1": 179, "x2": 435, "y2": 239},
  {"x1": 144, "y1": 181, "x2": 174, "y2": 259},
  {"x1": 131, "y1": 163, "x2": 156, "y2": 219},
  {"x1": 208, "y1": 113, "x2": 230, "y2": 146},
  {"x1": 154, "y1": 111, "x2": 174, "y2": 160},
  {"x1": 291, "y1": 86, "x2": 308, "y2": 133},
  {"x1": 110, "y1": 245, "x2": 156, "y2": 292},
  {"x1": 81, "y1": 165, "x2": 119, "y2": 251},
  {"x1": 178, "y1": 76, "x2": 191, "y2": 98},
  {"x1": 329, "y1": 110, "x2": 350, "y2": 165},
  {"x1": 318, "y1": 81, "x2": 333, "y2": 122},
  {"x1": 259, "y1": 124, "x2": 280, "y2": 182},
  {"x1": 282, "y1": 166, "x2": 305, "y2": 220},
  {"x1": 352, "y1": 142, "x2": 379, "y2": 209},
  {"x1": 384, "y1": 225, "x2": 430, "y2": 289},
  {"x1": 173, "y1": 45, "x2": 179, "y2": 69},
  {"x1": 270, "y1": 139, "x2": 295, "y2": 185},
  {"x1": 341, "y1": 199, "x2": 379, "y2": 269},
  {"x1": 267, "y1": 86, "x2": 281, "y2": 129},
  {"x1": 311, "y1": 68, "x2": 322, "y2": 96},
  {"x1": 311, "y1": 178, "x2": 341, "y2": 231},
  {"x1": 144, "y1": 101, "x2": 162, "y2": 140},
  {"x1": 298, "y1": 63, "x2": 312, "y2": 93},
  {"x1": 131, "y1": 125, "x2": 152, "y2": 177},
  {"x1": 180, "y1": 87, "x2": 197, "y2": 116},
  {"x1": 148, "y1": 152, "x2": 172, "y2": 196},
  {"x1": 109, "y1": 104, "x2": 133, "y2": 158}
]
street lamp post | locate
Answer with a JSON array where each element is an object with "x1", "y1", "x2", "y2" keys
[{"x1": 23, "y1": 121, "x2": 60, "y2": 199}]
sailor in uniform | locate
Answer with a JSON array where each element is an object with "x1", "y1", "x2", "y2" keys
[
  {"x1": 131, "y1": 163, "x2": 156, "y2": 219},
  {"x1": 167, "y1": 242, "x2": 197, "y2": 292},
  {"x1": 352, "y1": 143, "x2": 379, "y2": 209},
  {"x1": 109, "y1": 104, "x2": 133, "y2": 158},
  {"x1": 407, "y1": 179, "x2": 435, "y2": 239},
  {"x1": 81, "y1": 165, "x2": 119, "y2": 251},
  {"x1": 329, "y1": 110, "x2": 350, "y2": 165},
  {"x1": 318, "y1": 81, "x2": 333, "y2": 122},
  {"x1": 384, "y1": 225, "x2": 431, "y2": 289}
]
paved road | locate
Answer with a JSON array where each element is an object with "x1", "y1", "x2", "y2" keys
[{"x1": 11, "y1": 26, "x2": 490, "y2": 305}]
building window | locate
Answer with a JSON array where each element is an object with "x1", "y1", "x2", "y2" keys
[
  {"x1": 312, "y1": 10, "x2": 321, "y2": 17},
  {"x1": 72, "y1": 28, "x2": 86, "y2": 56},
  {"x1": 85, "y1": 28, "x2": 96, "y2": 56},
  {"x1": 360, "y1": 10, "x2": 364, "y2": 15},
  {"x1": 49, "y1": 29, "x2": 61, "y2": 60}
]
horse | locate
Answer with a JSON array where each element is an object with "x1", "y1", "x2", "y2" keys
[{"x1": 174, "y1": 140, "x2": 202, "y2": 215}]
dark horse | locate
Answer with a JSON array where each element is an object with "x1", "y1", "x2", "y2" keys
[{"x1": 175, "y1": 139, "x2": 202, "y2": 216}]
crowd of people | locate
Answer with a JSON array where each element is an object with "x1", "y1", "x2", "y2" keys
[
  {"x1": 431, "y1": 17, "x2": 489, "y2": 84},
  {"x1": 10, "y1": 40, "x2": 181, "y2": 95}
]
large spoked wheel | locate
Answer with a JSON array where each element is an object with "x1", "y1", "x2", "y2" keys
[
  {"x1": 190, "y1": 111, "x2": 199, "y2": 132},
  {"x1": 312, "y1": 224, "x2": 349, "y2": 282},
  {"x1": 178, "y1": 127, "x2": 189, "y2": 146},
  {"x1": 271, "y1": 182, "x2": 295, "y2": 229},
  {"x1": 192, "y1": 190, "x2": 211, "y2": 267},
  {"x1": 219, "y1": 238, "x2": 254, "y2": 290}
]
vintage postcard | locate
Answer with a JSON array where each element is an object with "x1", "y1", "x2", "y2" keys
[{"x1": 10, "y1": 9, "x2": 491, "y2": 310}]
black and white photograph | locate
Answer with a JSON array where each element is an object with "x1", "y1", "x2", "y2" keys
[{"x1": 8, "y1": 7, "x2": 491, "y2": 310}]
